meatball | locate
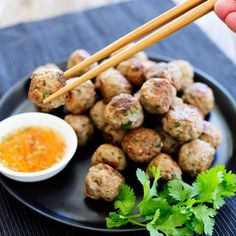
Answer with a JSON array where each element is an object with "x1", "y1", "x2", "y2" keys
[
  {"x1": 162, "y1": 104, "x2": 203, "y2": 142},
  {"x1": 65, "y1": 79, "x2": 96, "y2": 114},
  {"x1": 117, "y1": 57, "x2": 146, "y2": 86},
  {"x1": 28, "y1": 68, "x2": 67, "y2": 109},
  {"x1": 182, "y1": 82, "x2": 215, "y2": 116},
  {"x1": 134, "y1": 90, "x2": 141, "y2": 101},
  {"x1": 105, "y1": 94, "x2": 144, "y2": 130},
  {"x1": 67, "y1": 49, "x2": 97, "y2": 75},
  {"x1": 64, "y1": 114, "x2": 94, "y2": 146},
  {"x1": 102, "y1": 125, "x2": 127, "y2": 146},
  {"x1": 147, "y1": 153, "x2": 182, "y2": 181},
  {"x1": 122, "y1": 128, "x2": 162, "y2": 162},
  {"x1": 96, "y1": 68, "x2": 132, "y2": 103},
  {"x1": 143, "y1": 60, "x2": 159, "y2": 74},
  {"x1": 90, "y1": 101, "x2": 106, "y2": 130},
  {"x1": 199, "y1": 121, "x2": 222, "y2": 148},
  {"x1": 179, "y1": 139, "x2": 215, "y2": 176},
  {"x1": 156, "y1": 127, "x2": 182, "y2": 154},
  {"x1": 91, "y1": 144, "x2": 127, "y2": 171},
  {"x1": 169, "y1": 60, "x2": 194, "y2": 90},
  {"x1": 84, "y1": 163, "x2": 124, "y2": 202},
  {"x1": 171, "y1": 97, "x2": 184, "y2": 108},
  {"x1": 140, "y1": 78, "x2": 173, "y2": 114},
  {"x1": 146, "y1": 62, "x2": 182, "y2": 91}
]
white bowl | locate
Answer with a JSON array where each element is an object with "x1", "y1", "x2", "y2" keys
[{"x1": 0, "y1": 112, "x2": 77, "y2": 182}]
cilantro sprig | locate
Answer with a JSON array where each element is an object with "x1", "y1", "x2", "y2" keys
[{"x1": 106, "y1": 166, "x2": 236, "y2": 236}]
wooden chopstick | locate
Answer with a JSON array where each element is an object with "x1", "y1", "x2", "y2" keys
[
  {"x1": 43, "y1": 0, "x2": 216, "y2": 104},
  {"x1": 64, "y1": 0, "x2": 204, "y2": 79}
]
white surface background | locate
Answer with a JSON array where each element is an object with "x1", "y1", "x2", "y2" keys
[{"x1": 0, "y1": 0, "x2": 235, "y2": 63}]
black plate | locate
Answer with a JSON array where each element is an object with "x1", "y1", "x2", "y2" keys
[{"x1": 0, "y1": 55, "x2": 236, "y2": 232}]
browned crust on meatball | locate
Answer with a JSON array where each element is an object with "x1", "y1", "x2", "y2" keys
[
  {"x1": 84, "y1": 163, "x2": 124, "y2": 202},
  {"x1": 102, "y1": 125, "x2": 127, "y2": 146},
  {"x1": 182, "y1": 82, "x2": 214, "y2": 116},
  {"x1": 199, "y1": 121, "x2": 222, "y2": 148},
  {"x1": 105, "y1": 94, "x2": 144, "y2": 130},
  {"x1": 122, "y1": 127, "x2": 162, "y2": 162},
  {"x1": 140, "y1": 78, "x2": 173, "y2": 114},
  {"x1": 28, "y1": 68, "x2": 67, "y2": 109},
  {"x1": 147, "y1": 153, "x2": 182, "y2": 181},
  {"x1": 67, "y1": 49, "x2": 97, "y2": 75},
  {"x1": 117, "y1": 58, "x2": 146, "y2": 86},
  {"x1": 91, "y1": 144, "x2": 127, "y2": 171},
  {"x1": 64, "y1": 114, "x2": 94, "y2": 146},
  {"x1": 97, "y1": 69, "x2": 132, "y2": 103},
  {"x1": 178, "y1": 139, "x2": 215, "y2": 176},
  {"x1": 162, "y1": 104, "x2": 203, "y2": 142}
]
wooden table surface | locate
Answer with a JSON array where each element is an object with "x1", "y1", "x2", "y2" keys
[{"x1": 0, "y1": 0, "x2": 235, "y2": 63}]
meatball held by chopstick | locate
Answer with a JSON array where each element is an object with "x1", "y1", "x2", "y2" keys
[{"x1": 28, "y1": 68, "x2": 68, "y2": 110}]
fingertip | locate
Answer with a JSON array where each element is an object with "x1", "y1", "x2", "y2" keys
[
  {"x1": 214, "y1": 0, "x2": 225, "y2": 20},
  {"x1": 214, "y1": 0, "x2": 236, "y2": 21},
  {"x1": 225, "y1": 12, "x2": 236, "y2": 32}
]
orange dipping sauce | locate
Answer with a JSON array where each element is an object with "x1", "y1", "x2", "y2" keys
[{"x1": 0, "y1": 126, "x2": 66, "y2": 172}]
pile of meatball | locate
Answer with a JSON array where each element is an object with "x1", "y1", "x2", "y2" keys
[{"x1": 28, "y1": 48, "x2": 222, "y2": 202}]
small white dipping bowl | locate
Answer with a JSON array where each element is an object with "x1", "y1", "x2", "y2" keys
[{"x1": 0, "y1": 112, "x2": 77, "y2": 182}]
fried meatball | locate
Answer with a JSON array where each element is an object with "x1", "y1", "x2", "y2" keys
[
  {"x1": 140, "y1": 78, "x2": 173, "y2": 114},
  {"x1": 117, "y1": 58, "x2": 146, "y2": 86},
  {"x1": 169, "y1": 60, "x2": 194, "y2": 90},
  {"x1": 156, "y1": 127, "x2": 182, "y2": 154},
  {"x1": 182, "y1": 82, "x2": 215, "y2": 116},
  {"x1": 143, "y1": 60, "x2": 159, "y2": 74},
  {"x1": 171, "y1": 97, "x2": 184, "y2": 108},
  {"x1": 65, "y1": 79, "x2": 96, "y2": 114},
  {"x1": 146, "y1": 62, "x2": 182, "y2": 91},
  {"x1": 105, "y1": 94, "x2": 144, "y2": 130},
  {"x1": 179, "y1": 139, "x2": 215, "y2": 176},
  {"x1": 102, "y1": 125, "x2": 127, "y2": 146},
  {"x1": 162, "y1": 104, "x2": 203, "y2": 142},
  {"x1": 90, "y1": 101, "x2": 106, "y2": 130},
  {"x1": 134, "y1": 90, "x2": 141, "y2": 101},
  {"x1": 28, "y1": 68, "x2": 67, "y2": 109},
  {"x1": 96, "y1": 68, "x2": 132, "y2": 103},
  {"x1": 147, "y1": 153, "x2": 182, "y2": 181},
  {"x1": 199, "y1": 121, "x2": 222, "y2": 148},
  {"x1": 84, "y1": 163, "x2": 124, "y2": 202},
  {"x1": 91, "y1": 144, "x2": 127, "y2": 171},
  {"x1": 145, "y1": 62, "x2": 167, "y2": 79},
  {"x1": 64, "y1": 114, "x2": 94, "y2": 146},
  {"x1": 67, "y1": 49, "x2": 97, "y2": 75},
  {"x1": 122, "y1": 128, "x2": 162, "y2": 162}
]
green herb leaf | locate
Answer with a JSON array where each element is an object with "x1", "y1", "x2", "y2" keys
[
  {"x1": 106, "y1": 212, "x2": 129, "y2": 228},
  {"x1": 121, "y1": 120, "x2": 133, "y2": 130},
  {"x1": 191, "y1": 205, "x2": 216, "y2": 236},
  {"x1": 114, "y1": 184, "x2": 136, "y2": 215},
  {"x1": 147, "y1": 225, "x2": 163, "y2": 236},
  {"x1": 167, "y1": 179, "x2": 196, "y2": 202},
  {"x1": 106, "y1": 166, "x2": 236, "y2": 236}
]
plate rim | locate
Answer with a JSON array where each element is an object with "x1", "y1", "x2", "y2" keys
[{"x1": 0, "y1": 53, "x2": 236, "y2": 232}]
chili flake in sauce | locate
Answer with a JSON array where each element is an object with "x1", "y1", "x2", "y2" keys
[{"x1": 0, "y1": 126, "x2": 66, "y2": 172}]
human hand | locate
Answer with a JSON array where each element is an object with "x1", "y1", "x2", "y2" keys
[{"x1": 214, "y1": 0, "x2": 236, "y2": 32}]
